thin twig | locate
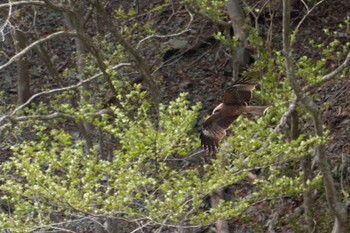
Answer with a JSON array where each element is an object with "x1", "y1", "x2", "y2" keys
[
  {"x1": 136, "y1": 6, "x2": 194, "y2": 49},
  {"x1": 0, "y1": 1, "x2": 45, "y2": 8},
  {"x1": 294, "y1": 0, "x2": 325, "y2": 34},
  {"x1": 131, "y1": 220, "x2": 151, "y2": 233},
  {"x1": 274, "y1": 50, "x2": 350, "y2": 132},
  {"x1": 0, "y1": 30, "x2": 77, "y2": 71},
  {"x1": 0, "y1": 0, "x2": 13, "y2": 41},
  {"x1": 0, "y1": 63, "x2": 131, "y2": 125}
]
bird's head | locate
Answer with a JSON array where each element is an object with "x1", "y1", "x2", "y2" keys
[{"x1": 212, "y1": 103, "x2": 223, "y2": 115}]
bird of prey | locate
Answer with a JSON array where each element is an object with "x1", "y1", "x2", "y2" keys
[{"x1": 200, "y1": 84, "x2": 268, "y2": 154}]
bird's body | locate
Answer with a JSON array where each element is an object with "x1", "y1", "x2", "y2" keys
[{"x1": 200, "y1": 84, "x2": 268, "y2": 153}]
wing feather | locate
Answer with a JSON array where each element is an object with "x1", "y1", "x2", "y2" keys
[
  {"x1": 200, "y1": 83, "x2": 262, "y2": 153},
  {"x1": 200, "y1": 115, "x2": 238, "y2": 153},
  {"x1": 223, "y1": 84, "x2": 256, "y2": 105}
]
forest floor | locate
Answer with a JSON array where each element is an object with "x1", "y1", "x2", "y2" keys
[
  {"x1": 154, "y1": 0, "x2": 350, "y2": 231},
  {"x1": 156, "y1": 0, "x2": 350, "y2": 166}
]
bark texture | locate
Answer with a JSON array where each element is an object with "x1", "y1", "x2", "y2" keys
[
  {"x1": 12, "y1": 29, "x2": 31, "y2": 105},
  {"x1": 282, "y1": 0, "x2": 349, "y2": 232},
  {"x1": 226, "y1": 0, "x2": 250, "y2": 81}
]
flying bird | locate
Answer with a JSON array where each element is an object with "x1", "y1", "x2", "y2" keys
[{"x1": 200, "y1": 84, "x2": 268, "y2": 154}]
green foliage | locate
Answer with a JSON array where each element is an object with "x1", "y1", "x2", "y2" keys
[
  {"x1": 1, "y1": 79, "x2": 323, "y2": 231},
  {"x1": 0, "y1": 86, "x2": 201, "y2": 230},
  {"x1": 214, "y1": 31, "x2": 240, "y2": 48},
  {"x1": 2, "y1": 1, "x2": 349, "y2": 232},
  {"x1": 183, "y1": 0, "x2": 227, "y2": 22}
]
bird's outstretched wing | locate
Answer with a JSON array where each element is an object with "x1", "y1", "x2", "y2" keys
[
  {"x1": 223, "y1": 84, "x2": 256, "y2": 106},
  {"x1": 200, "y1": 84, "x2": 266, "y2": 154},
  {"x1": 200, "y1": 115, "x2": 238, "y2": 153}
]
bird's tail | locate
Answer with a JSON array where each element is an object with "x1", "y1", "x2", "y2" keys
[{"x1": 241, "y1": 106, "x2": 269, "y2": 115}]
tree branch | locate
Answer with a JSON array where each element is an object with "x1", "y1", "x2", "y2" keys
[
  {"x1": 293, "y1": 0, "x2": 325, "y2": 34},
  {"x1": 282, "y1": 0, "x2": 348, "y2": 229},
  {"x1": 275, "y1": 47, "x2": 350, "y2": 133},
  {"x1": 0, "y1": 1, "x2": 45, "y2": 8},
  {"x1": 94, "y1": 2, "x2": 161, "y2": 113},
  {"x1": 136, "y1": 6, "x2": 194, "y2": 49},
  {"x1": 274, "y1": 97, "x2": 298, "y2": 133},
  {"x1": 186, "y1": 3, "x2": 231, "y2": 27},
  {"x1": 7, "y1": 108, "x2": 114, "y2": 123},
  {"x1": 317, "y1": 51, "x2": 350, "y2": 86},
  {"x1": 0, "y1": 31, "x2": 77, "y2": 71},
  {"x1": 0, "y1": 0, "x2": 13, "y2": 41},
  {"x1": 0, "y1": 63, "x2": 130, "y2": 126}
]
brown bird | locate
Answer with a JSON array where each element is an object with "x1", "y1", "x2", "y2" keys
[{"x1": 200, "y1": 84, "x2": 268, "y2": 153}]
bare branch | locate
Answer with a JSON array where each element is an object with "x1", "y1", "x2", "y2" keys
[
  {"x1": 0, "y1": 63, "x2": 131, "y2": 126},
  {"x1": 42, "y1": 0, "x2": 71, "y2": 12},
  {"x1": 0, "y1": 1, "x2": 45, "y2": 8},
  {"x1": 274, "y1": 45, "x2": 350, "y2": 132},
  {"x1": 146, "y1": 217, "x2": 204, "y2": 230},
  {"x1": 6, "y1": 108, "x2": 114, "y2": 124},
  {"x1": 283, "y1": 0, "x2": 348, "y2": 228},
  {"x1": 136, "y1": 6, "x2": 194, "y2": 49},
  {"x1": 294, "y1": 0, "x2": 325, "y2": 34},
  {"x1": 94, "y1": 2, "x2": 160, "y2": 112},
  {"x1": 12, "y1": 112, "x2": 75, "y2": 121},
  {"x1": 186, "y1": 3, "x2": 231, "y2": 27},
  {"x1": 274, "y1": 97, "x2": 298, "y2": 133},
  {"x1": 318, "y1": 51, "x2": 350, "y2": 85},
  {"x1": 0, "y1": 30, "x2": 77, "y2": 71},
  {"x1": 27, "y1": 217, "x2": 93, "y2": 233},
  {"x1": 131, "y1": 221, "x2": 152, "y2": 233},
  {"x1": 0, "y1": 0, "x2": 13, "y2": 41}
]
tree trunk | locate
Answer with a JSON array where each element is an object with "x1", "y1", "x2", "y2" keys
[
  {"x1": 63, "y1": 11, "x2": 94, "y2": 153},
  {"x1": 12, "y1": 29, "x2": 31, "y2": 105},
  {"x1": 94, "y1": 219, "x2": 108, "y2": 233},
  {"x1": 282, "y1": 0, "x2": 349, "y2": 232},
  {"x1": 291, "y1": 110, "x2": 315, "y2": 232},
  {"x1": 301, "y1": 154, "x2": 314, "y2": 232},
  {"x1": 332, "y1": 218, "x2": 350, "y2": 233},
  {"x1": 35, "y1": 44, "x2": 61, "y2": 86},
  {"x1": 210, "y1": 187, "x2": 230, "y2": 233},
  {"x1": 226, "y1": 0, "x2": 251, "y2": 81},
  {"x1": 94, "y1": 2, "x2": 160, "y2": 117}
]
